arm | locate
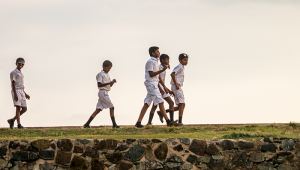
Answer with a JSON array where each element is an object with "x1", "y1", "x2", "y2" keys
[
  {"x1": 98, "y1": 81, "x2": 114, "y2": 87},
  {"x1": 158, "y1": 83, "x2": 164, "y2": 95},
  {"x1": 171, "y1": 72, "x2": 180, "y2": 90},
  {"x1": 12, "y1": 81, "x2": 18, "y2": 101},
  {"x1": 148, "y1": 64, "x2": 167, "y2": 77},
  {"x1": 159, "y1": 75, "x2": 169, "y2": 94}
]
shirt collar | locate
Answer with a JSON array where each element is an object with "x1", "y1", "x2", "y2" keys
[
  {"x1": 179, "y1": 63, "x2": 184, "y2": 67},
  {"x1": 15, "y1": 68, "x2": 22, "y2": 73},
  {"x1": 150, "y1": 56, "x2": 159, "y2": 62},
  {"x1": 101, "y1": 70, "x2": 108, "y2": 74}
]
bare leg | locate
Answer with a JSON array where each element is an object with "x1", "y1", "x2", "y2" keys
[
  {"x1": 110, "y1": 107, "x2": 114, "y2": 117},
  {"x1": 164, "y1": 97, "x2": 174, "y2": 111},
  {"x1": 173, "y1": 107, "x2": 179, "y2": 111},
  {"x1": 137, "y1": 103, "x2": 149, "y2": 122},
  {"x1": 150, "y1": 104, "x2": 157, "y2": 113},
  {"x1": 13, "y1": 107, "x2": 27, "y2": 122},
  {"x1": 91, "y1": 109, "x2": 101, "y2": 118},
  {"x1": 179, "y1": 103, "x2": 185, "y2": 117},
  {"x1": 14, "y1": 106, "x2": 21, "y2": 125}
]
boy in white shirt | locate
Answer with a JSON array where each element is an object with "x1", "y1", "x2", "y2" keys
[
  {"x1": 170, "y1": 53, "x2": 189, "y2": 126},
  {"x1": 146, "y1": 54, "x2": 176, "y2": 125},
  {"x1": 7, "y1": 58, "x2": 30, "y2": 129},
  {"x1": 135, "y1": 46, "x2": 178, "y2": 128},
  {"x1": 83, "y1": 60, "x2": 120, "y2": 128}
]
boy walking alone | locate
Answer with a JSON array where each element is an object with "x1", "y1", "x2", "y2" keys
[
  {"x1": 135, "y1": 46, "x2": 177, "y2": 128},
  {"x1": 83, "y1": 60, "x2": 120, "y2": 128},
  {"x1": 171, "y1": 53, "x2": 189, "y2": 126},
  {"x1": 7, "y1": 58, "x2": 30, "y2": 129}
]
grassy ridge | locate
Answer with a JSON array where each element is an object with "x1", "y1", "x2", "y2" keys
[{"x1": 0, "y1": 123, "x2": 300, "y2": 140}]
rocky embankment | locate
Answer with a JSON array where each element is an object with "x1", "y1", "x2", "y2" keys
[{"x1": 0, "y1": 138, "x2": 300, "y2": 170}]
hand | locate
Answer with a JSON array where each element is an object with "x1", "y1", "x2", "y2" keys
[
  {"x1": 164, "y1": 86, "x2": 169, "y2": 94},
  {"x1": 14, "y1": 95, "x2": 18, "y2": 101},
  {"x1": 109, "y1": 81, "x2": 115, "y2": 86},
  {"x1": 176, "y1": 84, "x2": 180, "y2": 90},
  {"x1": 25, "y1": 94, "x2": 30, "y2": 100},
  {"x1": 113, "y1": 79, "x2": 117, "y2": 83},
  {"x1": 162, "y1": 64, "x2": 168, "y2": 71},
  {"x1": 169, "y1": 91, "x2": 174, "y2": 97}
]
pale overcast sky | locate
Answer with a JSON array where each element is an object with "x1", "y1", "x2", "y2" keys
[{"x1": 0, "y1": 0, "x2": 300, "y2": 127}]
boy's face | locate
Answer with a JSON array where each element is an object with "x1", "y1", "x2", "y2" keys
[
  {"x1": 152, "y1": 49, "x2": 160, "y2": 58},
  {"x1": 103, "y1": 66, "x2": 112, "y2": 73},
  {"x1": 16, "y1": 60, "x2": 25, "y2": 70},
  {"x1": 179, "y1": 58, "x2": 188, "y2": 66},
  {"x1": 161, "y1": 58, "x2": 170, "y2": 65}
]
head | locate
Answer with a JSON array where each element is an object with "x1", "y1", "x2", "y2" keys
[
  {"x1": 149, "y1": 46, "x2": 160, "y2": 58},
  {"x1": 179, "y1": 53, "x2": 189, "y2": 66},
  {"x1": 15, "y1": 58, "x2": 25, "y2": 70},
  {"x1": 160, "y1": 54, "x2": 170, "y2": 65},
  {"x1": 102, "y1": 60, "x2": 112, "y2": 73}
]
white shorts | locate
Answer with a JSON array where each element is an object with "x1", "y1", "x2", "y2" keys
[
  {"x1": 171, "y1": 85, "x2": 185, "y2": 106},
  {"x1": 159, "y1": 83, "x2": 170, "y2": 99},
  {"x1": 96, "y1": 90, "x2": 114, "y2": 110},
  {"x1": 144, "y1": 81, "x2": 164, "y2": 106},
  {"x1": 11, "y1": 90, "x2": 27, "y2": 107}
]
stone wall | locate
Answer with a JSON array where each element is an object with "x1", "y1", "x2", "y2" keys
[{"x1": 0, "y1": 138, "x2": 300, "y2": 170}]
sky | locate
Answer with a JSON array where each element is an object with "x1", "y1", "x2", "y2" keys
[{"x1": 0, "y1": 0, "x2": 300, "y2": 127}]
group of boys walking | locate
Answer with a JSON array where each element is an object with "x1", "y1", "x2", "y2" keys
[{"x1": 7, "y1": 46, "x2": 188, "y2": 129}]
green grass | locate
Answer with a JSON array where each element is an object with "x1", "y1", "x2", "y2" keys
[{"x1": 0, "y1": 123, "x2": 300, "y2": 140}]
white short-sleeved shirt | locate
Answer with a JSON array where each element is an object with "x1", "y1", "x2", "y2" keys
[
  {"x1": 170, "y1": 63, "x2": 185, "y2": 87},
  {"x1": 96, "y1": 70, "x2": 111, "y2": 91},
  {"x1": 159, "y1": 64, "x2": 166, "y2": 84},
  {"x1": 10, "y1": 68, "x2": 25, "y2": 90},
  {"x1": 145, "y1": 57, "x2": 160, "y2": 83}
]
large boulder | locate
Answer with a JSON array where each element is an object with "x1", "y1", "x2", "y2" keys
[
  {"x1": 189, "y1": 139, "x2": 207, "y2": 156},
  {"x1": 261, "y1": 144, "x2": 277, "y2": 152},
  {"x1": 237, "y1": 141, "x2": 254, "y2": 150},
  {"x1": 56, "y1": 151, "x2": 72, "y2": 164},
  {"x1": 281, "y1": 140, "x2": 295, "y2": 152},
  {"x1": 154, "y1": 143, "x2": 168, "y2": 161},
  {"x1": 31, "y1": 139, "x2": 50, "y2": 150},
  {"x1": 70, "y1": 155, "x2": 89, "y2": 170},
  {"x1": 220, "y1": 140, "x2": 234, "y2": 151},
  {"x1": 11, "y1": 151, "x2": 29, "y2": 161},
  {"x1": 39, "y1": 150, "x2": 55, "y2": 160},
  {"x1": 105, "y1": 152, "x2": 123, "y2": 164},
  {"x1": 206, "y1": 144, "x2": 220, "y2": 155},
  {"x1": 124, "y1": 145, "x2": 146, "y2": 162},
  {"x1": 97, "y1": 139, "x2": 118, "y2": 150},
  {"x1": 84, "y1": 146, "x2": 99, "y2": 158},
  {"x1": 91, "y1": 158, "x2": 105, "y2": 170},
  {"x1": 57, "y1": 139, "x2": 73, "y2": 152}
]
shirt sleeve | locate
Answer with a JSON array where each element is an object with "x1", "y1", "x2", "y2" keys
[
  {"x1": 97, "y1": 73, "x2": 103, "y2": 83},
  {"x1": 172, "y1": 65, "x2": 182, "y2": 74},
  {"x1": 145, "y1": 60, "x2": 154, "y2": 72},
  {"x1": 10, "y1": 71, "x2": 17, "y2": 82}
]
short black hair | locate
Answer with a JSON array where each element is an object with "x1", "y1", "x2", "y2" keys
[
  {"x1": 179, "y1": 53, "x2": 188, "y2": 60},
  {"x1": 103, "y1": 60, "x2": 112, "y2": 68},
  {"x1": 160, "y1": 54, "x2": 169, "y2": 63},
  {"x1": 16, "y1": 58, "x2": 25, "y2": 63},
  {"x1": 149, "y1": 46, "x2": 159, "y2": 56}
]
